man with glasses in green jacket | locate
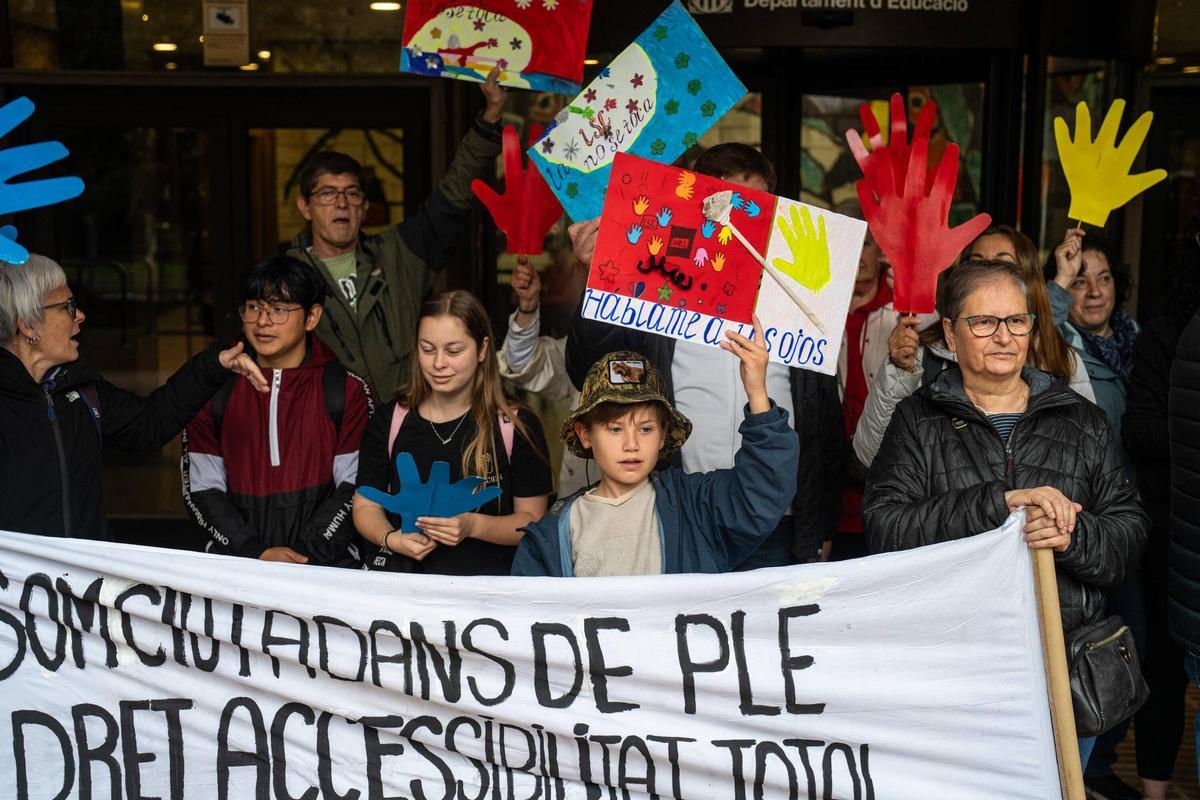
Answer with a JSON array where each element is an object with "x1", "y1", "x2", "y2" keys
[{"x1": 288, "y1": 70, "x2": 507, "y2": 399}]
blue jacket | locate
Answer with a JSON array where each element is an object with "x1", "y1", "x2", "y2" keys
[
  {"x1": 1049, "y1": 282, "x2": 1139, "y2": 442},
  {"x1": 511, "y1": 404, "x2": 799, "y2": 576}
]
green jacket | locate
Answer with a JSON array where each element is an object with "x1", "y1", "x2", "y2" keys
[{"x1": 289, "y1": 118, "x2": 501, "y2": 399}]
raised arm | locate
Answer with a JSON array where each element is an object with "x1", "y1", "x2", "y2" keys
[{"x1": 394, "y1": 70, "x2": 506, "y2": 271}]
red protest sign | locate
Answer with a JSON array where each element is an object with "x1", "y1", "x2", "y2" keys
[{"x1": 588, "y1": 153, "x2": 775, "y2": 325}]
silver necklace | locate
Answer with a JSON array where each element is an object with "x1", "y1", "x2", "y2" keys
[{"x1": 428, "y1": 412, "x2": 469, "y2": 445}]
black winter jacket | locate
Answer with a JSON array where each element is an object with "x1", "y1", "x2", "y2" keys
[
  {"x1": 1168, "y1": 312, "x2": 1200, "y2": 648},
  {"x1": 864, "y1": 367, "x2": 1147, "y2": 633},
  {"x1": 0, "y1": 345, "x2": 232, "y2": 539},
  {"x1": 566, "y1": 308, "x2": 843, "y2": 561},
  {"x1": 1123, "y1": 310, "x2": 1189, "y2": 531}
]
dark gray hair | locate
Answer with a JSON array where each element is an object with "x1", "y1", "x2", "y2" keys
[
  {"x1": 940, "y1": 259, "x2": 1028, "y2": 320},
  {"x1": 0, "y1": 254, "x2": 68, "y2": 344}
]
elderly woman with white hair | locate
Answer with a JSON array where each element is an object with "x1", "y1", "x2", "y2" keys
[{"x1": 0, "y1": 254, "x2": 266, "y2": 539}]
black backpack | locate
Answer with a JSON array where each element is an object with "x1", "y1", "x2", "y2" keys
[{"x1": 210, "y1": 361, "x2": 347, "y2": 440}]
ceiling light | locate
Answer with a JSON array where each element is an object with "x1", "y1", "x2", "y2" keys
[
  {"x1": 1155, "y1": 56, "x2": 1177, "y2": 65},
  {"x1": 199, "y1": 35, "x2": 205, "y2": 43},
  {"x1": 152, "y1": 42, "x2": 177, "y2": 52},
  {"x1": 584, "y1": 58, "x2": 600, "y2": 65},
  {"x1": 258, "y1": 50, "x2": 271, "y2": 59},
  {"x1": 1184, "y1": 66, "x2": 1200, "y2": 74},
  {"x1": 370, "y1": 2, "x2": 402, "y2": 10},
  {"x1": 239, "y1": 63, "x2": 260, "y2": 71},
  {"x1": 141, "y1": 14, "x2": 149, "y2": 22},
  {"x1": 165, "y1": 62, "x2": 177, "y2": 70}
]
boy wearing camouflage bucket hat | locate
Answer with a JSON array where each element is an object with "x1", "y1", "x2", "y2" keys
[{"x1": 512, "y1": 317, "x2": 799, "y2": 577}]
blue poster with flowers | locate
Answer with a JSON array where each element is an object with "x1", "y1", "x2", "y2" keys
[{"x1": 527, "y1": 1, "x2": 746, "y2": 222}]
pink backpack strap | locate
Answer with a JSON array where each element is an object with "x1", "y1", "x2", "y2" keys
[
  {"x1": 390, "y1": 403, "x2": 513, "y2": 461},
  {"x1": 498, "y1": 411, "x2": 515, "y2": 461},
  {"x1": 387, "y1": 404, "x2": 409, "y2": 456}
]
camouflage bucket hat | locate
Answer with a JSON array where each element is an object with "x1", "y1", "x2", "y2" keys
[{"x1": 561, "y1": 351, "x2": 692, "y2": 460}]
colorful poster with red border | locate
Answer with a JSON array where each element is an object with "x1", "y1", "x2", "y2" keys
[
  {"x1": 401, "y1": 1, "x2": 593, "y2": 94},
  {"x1": 583, "y1": 153, "x2": 868, "y2": 376}
]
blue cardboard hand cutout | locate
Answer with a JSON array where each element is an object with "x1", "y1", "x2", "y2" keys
[
  {"x1": 356, "y1": 452, "x2": 503, "y2": 533},
  {"x1": 0, "y1": 97, "x2": 85, "y2": 265}
]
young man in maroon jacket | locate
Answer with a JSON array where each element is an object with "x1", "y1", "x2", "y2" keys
[{"x1": 182, "y1": 256, "x2": 373, "y2": 566}]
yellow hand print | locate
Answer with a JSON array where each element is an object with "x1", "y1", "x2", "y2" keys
[
  {"x1": 648, "y1": 235, "x2": 664, "y2": 255},
  {"x1": 1054, "y1": 99, "x2": 1167, "y2": 227},
  {"x1": 771, "y1": 205, "x2": 831, "y2": 292},
  {"x1": 676, "y1": 172, "x2": 696, "y2": 200},
  {"x1": 717, "y1": 226, "x2": 732, "y2": 246},
  {"x1": 633, "y1": 195, "x2": 650, "y2": 216},
  {"x1": 711, "y1": 252, "x2": 726, "y2": 272}
]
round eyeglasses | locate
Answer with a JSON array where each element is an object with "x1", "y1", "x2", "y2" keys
[{"x1": 240, "y1": 302, "x2": 304, "y2": 324}]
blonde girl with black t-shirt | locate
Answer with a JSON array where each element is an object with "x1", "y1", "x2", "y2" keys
[{"x1": 353, "y1": 291, "x2": 552, "y2": 575}]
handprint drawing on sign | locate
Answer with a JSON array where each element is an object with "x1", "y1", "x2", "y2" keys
[
  {"x1": 0, "y1": 97, "x2": 85, "y2": 264},
  {"x1": 356, "y1": 453, "x2": 502, "y2": 534},
  {"x1": 772, "y1": 205, "x2": 831, "y2": 292},
  {"x1": 1054, "y1": 99, "x2": 1167, "y2": 228}
]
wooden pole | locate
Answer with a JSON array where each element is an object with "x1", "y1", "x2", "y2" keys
[{"x1": 1031, "y1": 547, "x2": 1085, "y2": 800}]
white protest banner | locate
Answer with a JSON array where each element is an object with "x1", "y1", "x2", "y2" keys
[{"x1": 0, "y1": 513, "x2": 1062, "y2": 799}]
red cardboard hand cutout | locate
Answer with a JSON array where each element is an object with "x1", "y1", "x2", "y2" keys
[
  {"x1": 847, "y1": 95, "x2": 991, "y2": 314},
  {"x1": 847, "y1": 93, "x2": 936, "y2": 202},
  {"x1": 471, "y1": 125, "x2": 563, "y2": 256}
]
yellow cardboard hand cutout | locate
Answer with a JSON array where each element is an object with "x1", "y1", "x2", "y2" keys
[{"x1": 1054, "y1": 99, "x2": 1166, "y2": 228}]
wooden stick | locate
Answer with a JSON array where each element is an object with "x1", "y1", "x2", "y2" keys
[
  {"x1": 724, "y1": 222, "x2": 828, "y2": 336},
  {"x1": 1031, "y1": 547, "x2": 1085, "y2": 800}
]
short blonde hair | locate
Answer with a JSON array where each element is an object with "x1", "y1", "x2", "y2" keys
[{"x1": 0, "y1": 254, "x2": 67, "y2": 344}]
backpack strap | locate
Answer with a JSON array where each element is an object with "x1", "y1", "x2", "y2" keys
[
  {"x1": 387, "y1": 404, "x2": 409, "y2": 457},
  {"x1": 498, "y1": 411, "x2": 515, "y2": 461},
  {"x1": 209, "y1": 376, "x2": 238, "y2": 442},
  {"x1": 322, "y1": 360, "x2": 346, "y2": 435},
  {"x1": 387, "y1": 405, "x2": 513, "y2": 462},
  {"x1": 78, "y1": 382, "x2": 102, "y2": 442}
]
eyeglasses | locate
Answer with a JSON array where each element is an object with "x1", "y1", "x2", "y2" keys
[
  {"x1": 954, "y1": 313, "x2": 1038, "y2": 338},
  {"x1": 43, "y1": 297, "x2": 78, "y2": 319},
  {"x1": 309, "y1": 187, "x2": 365, "y2": 206},
  {"x1": 240, "y1": 301, "x2": 304, "y2": 324}
]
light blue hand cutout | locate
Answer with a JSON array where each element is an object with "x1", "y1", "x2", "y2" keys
[
  {"x1": 656, "y1": 207, "x2": 673, "y2": 227},
  {"x1": 744, "y1": 200, "x2": 761, "y2": 219},
  {"x1": 627, "y1": 224, "x2": 643, "y2": 245},
  {"x1": 730, "y1": 192, "x2": 744, "y2": 211},
  {"x1": 0, "y1": 97, "x2": 85, "y2": 265},
  {"x1": 355, "y1": 452, "x2": 502, "y2": 533},
  {"x1": 700, "y1": 219, "x2": 716, "y2": 239}
]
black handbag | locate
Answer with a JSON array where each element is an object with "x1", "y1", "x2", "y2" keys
[{"x1": 1066, "y1": 614, "x2": 1149, "y2": 737}]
